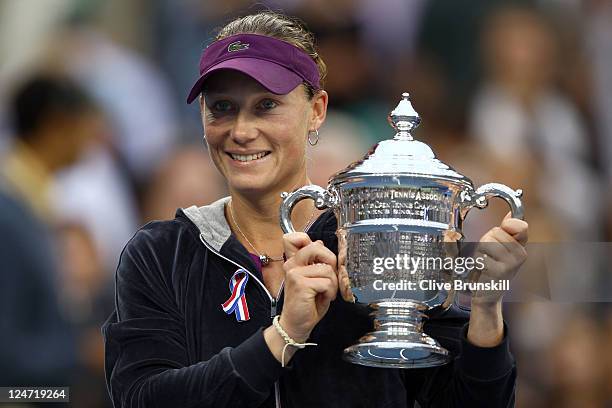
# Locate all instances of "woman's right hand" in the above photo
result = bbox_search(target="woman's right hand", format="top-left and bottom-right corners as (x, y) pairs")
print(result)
(279, 232), (338, 342)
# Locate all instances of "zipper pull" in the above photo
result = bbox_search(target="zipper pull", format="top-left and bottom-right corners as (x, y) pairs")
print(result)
(270, 298), (277, 318)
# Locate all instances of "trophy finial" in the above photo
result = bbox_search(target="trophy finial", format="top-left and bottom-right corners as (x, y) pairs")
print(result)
(388, 92), (421, 140)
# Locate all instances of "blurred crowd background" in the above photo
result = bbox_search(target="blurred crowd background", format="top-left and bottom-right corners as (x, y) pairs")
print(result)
(0, 0), (611, 407)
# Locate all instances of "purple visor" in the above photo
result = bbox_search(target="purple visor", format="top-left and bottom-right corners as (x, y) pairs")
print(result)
(186, 33), (321, 103)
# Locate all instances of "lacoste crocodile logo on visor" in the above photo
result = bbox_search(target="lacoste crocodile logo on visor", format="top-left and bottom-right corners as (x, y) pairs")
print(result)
(227, 41), (250, 52)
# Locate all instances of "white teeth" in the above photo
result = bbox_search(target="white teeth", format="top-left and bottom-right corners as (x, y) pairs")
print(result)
(230, 152), (268, 162)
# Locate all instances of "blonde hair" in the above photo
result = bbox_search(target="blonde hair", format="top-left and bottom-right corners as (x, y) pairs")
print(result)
(216, 11), (326, 98)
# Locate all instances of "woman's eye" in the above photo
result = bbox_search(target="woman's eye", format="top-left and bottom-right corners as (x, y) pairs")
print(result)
(213, 100), (233, 112)
(258, 99), (277, 110)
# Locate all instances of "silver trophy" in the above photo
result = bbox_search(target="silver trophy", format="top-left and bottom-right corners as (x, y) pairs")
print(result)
(280, 93), (524, 369)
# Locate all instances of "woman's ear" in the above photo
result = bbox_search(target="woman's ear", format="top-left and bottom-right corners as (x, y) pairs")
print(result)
(309, 90), (328, 131)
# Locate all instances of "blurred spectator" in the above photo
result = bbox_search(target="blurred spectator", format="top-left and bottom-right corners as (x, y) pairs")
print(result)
(470, 4), (603, 240)
(445, 141), (562, 242)
(603, 310), (612, 406)
(0, 73), (93, 387)
(355, 0), (425, 62)
(52, 143), (140, 274)
(41, 21), (174, 271)
(585, 0), (612, 185)
(1, 75), (95, 221)
(546, 310), (607, 407)
(510, 305), (609, 407)
(416, 0), (504, 129)
(47, 23), (180, 182)
(583, 0), (612, 240)
(306, 110), (370, 187)
(142, 144), (226, 222)
(0, 0), (72, 81)
(2, 3), (161, 273)
(309, 20), (387, 142)
(57, 222), (112, 408)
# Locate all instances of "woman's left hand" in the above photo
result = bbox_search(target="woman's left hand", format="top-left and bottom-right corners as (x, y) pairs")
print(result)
(466, 212), (528, 347)
(470, 212), (528, 305)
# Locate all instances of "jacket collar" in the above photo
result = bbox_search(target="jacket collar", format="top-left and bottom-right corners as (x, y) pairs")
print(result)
(182, 196), (231, 252)
(181, 196), (338, 253)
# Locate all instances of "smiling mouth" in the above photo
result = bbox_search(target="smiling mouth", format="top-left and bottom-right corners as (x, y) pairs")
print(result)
(228, 151), (271, 162)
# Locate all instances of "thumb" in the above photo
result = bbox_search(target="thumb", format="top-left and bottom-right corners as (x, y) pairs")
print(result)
(283, 232), (312, 259)
(501, 212), (529, 245)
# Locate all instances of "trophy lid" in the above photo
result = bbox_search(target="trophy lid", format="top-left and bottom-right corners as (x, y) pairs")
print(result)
(330, 93), (472, 187)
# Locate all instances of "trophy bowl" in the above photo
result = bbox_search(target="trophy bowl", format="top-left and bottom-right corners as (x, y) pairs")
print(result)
(280, 93), (524, 369)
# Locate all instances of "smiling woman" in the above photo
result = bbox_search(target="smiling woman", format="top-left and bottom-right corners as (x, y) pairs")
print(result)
(201, 70), (327, 199)
(102, 10), (522, 408)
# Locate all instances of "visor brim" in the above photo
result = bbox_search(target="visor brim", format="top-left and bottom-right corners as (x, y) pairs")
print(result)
(186, 58), (304, 103)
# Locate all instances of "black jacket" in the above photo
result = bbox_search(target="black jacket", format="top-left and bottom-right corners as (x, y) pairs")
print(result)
(102, 198), (516, 408)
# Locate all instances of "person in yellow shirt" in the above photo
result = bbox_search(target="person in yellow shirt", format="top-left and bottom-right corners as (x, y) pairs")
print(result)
(1, 74), (95, 221)
(0, 74), (95, 389)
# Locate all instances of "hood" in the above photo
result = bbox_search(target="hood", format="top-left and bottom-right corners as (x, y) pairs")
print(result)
(182, 196), (231, 252)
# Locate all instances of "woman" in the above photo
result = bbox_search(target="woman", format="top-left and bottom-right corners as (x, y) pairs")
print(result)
(102, 11), (528, 408)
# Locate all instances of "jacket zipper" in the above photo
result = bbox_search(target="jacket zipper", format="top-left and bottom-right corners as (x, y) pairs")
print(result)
(274, 382), (281, 408)
(270, 281), (285, 317)
(199, 233), (283, 407)
(272, 281), (284, 408)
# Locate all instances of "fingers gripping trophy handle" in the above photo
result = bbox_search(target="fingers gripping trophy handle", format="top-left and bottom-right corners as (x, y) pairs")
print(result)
(463, 183), (524, 220)
(280, 185), (336, 233)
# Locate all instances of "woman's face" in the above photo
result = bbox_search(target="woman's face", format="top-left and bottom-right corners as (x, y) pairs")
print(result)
(200, 70), (327, 196)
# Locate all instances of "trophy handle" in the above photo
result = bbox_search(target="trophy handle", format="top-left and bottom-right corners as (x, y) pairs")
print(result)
(280, 185), (336, 233)
(461, 183), (524, 220)
(454, 183), (524, 311)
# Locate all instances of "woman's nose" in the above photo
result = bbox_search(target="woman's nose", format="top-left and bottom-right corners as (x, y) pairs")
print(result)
(230, 112), (258, 144)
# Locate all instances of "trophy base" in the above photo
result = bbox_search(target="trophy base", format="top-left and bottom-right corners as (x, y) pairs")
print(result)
(343, 300), (450, 369)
